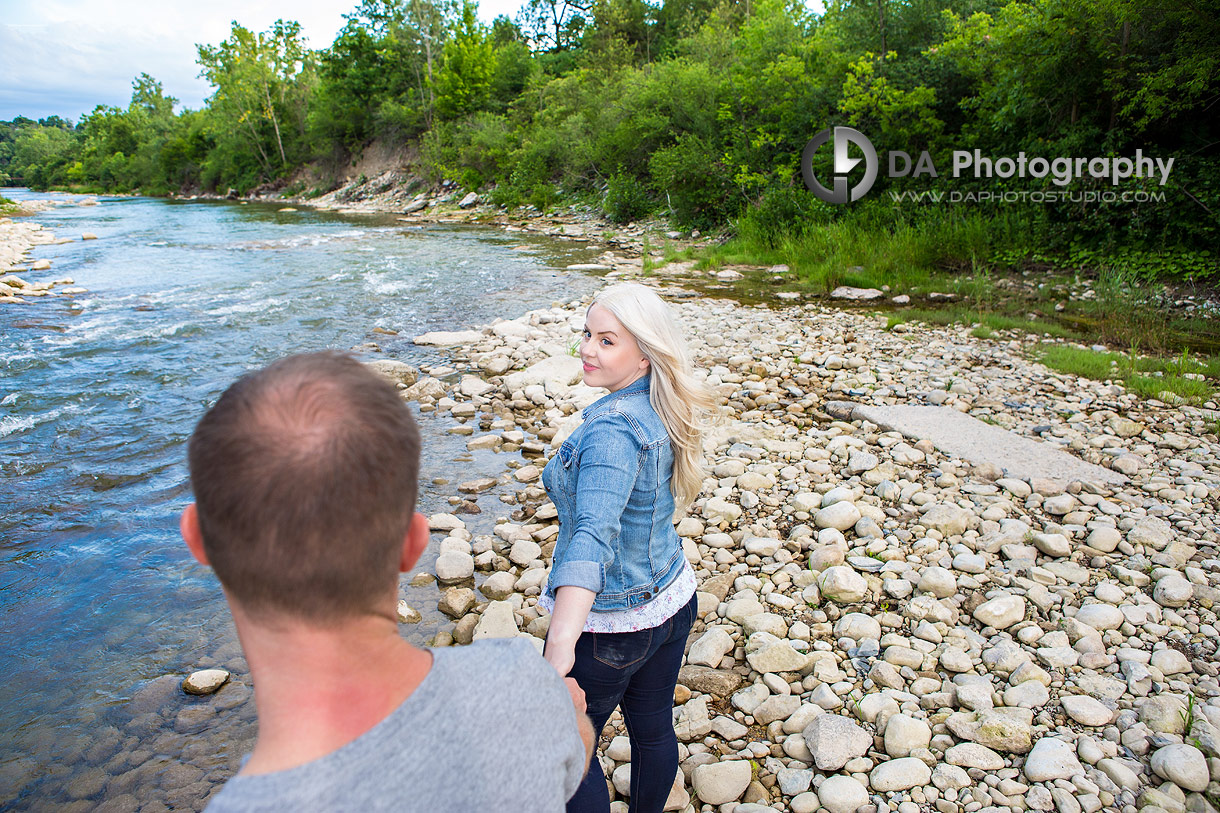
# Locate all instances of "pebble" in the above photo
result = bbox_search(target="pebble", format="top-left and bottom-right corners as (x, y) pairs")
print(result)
(1153, 575), (1193, 608)
(1060, 695), (1115, 726)
(472, 600), (518, 640)
(816, 775), (869, 813)
(818, 566), (868, 602)
(688, 628), (735, 668)
(884, 714), (932, 757)
(973, 595), (1026, 629)
(870, 756), (932, 791)
(1149, 743), (1209, 791)
(1022, 737), (1083, 781)
(790, 790), (820, 813)
(803, 714), (872, 771)
(396, 601), (422, 623)
(181, 669), (229, 696)
(815, 501), (862, 531)
(1073, 603), (1124, 630)
(945, 742), (1005, 770)
(434, 551), (474, 582)
(691, 759), (751, 805)
(917, 566), (958, 598)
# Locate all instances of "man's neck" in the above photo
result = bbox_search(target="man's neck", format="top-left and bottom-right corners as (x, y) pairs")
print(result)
(235, 611), (432, 775)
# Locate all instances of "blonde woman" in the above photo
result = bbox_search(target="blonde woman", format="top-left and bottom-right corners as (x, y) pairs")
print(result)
(541, 283), (717, 813)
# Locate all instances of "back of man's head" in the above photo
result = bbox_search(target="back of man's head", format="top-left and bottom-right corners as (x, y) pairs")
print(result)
(188, 351), (420, 623)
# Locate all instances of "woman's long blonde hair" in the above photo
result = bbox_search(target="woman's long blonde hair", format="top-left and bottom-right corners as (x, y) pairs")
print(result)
(592, 283), (717, 508)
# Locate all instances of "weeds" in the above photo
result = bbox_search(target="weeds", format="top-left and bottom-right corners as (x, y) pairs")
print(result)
(848, 693), (864, 718)
(1180, 693), (1197, 735)
(1036, 344), (1217, 403)
(679, 202), (1219, 359)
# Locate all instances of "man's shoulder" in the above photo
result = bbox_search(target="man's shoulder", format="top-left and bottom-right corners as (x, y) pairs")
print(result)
(429, 638), (564, 706)
(434, 636), (544, 675)
(206, 638), (578, 812)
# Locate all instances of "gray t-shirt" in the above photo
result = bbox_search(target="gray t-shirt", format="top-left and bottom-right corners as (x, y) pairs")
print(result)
(206, 638), (587, 812)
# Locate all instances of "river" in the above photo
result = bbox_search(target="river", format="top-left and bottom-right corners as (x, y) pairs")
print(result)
(0, 189), (603, 809)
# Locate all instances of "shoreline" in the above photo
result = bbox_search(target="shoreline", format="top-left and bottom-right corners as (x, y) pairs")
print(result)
(401, 288), (1220, 811)
(194, 184), (696, 261)
(0, 197), (98, 303)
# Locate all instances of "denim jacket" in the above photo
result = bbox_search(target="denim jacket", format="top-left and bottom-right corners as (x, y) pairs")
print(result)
(541, 374), (685, 612)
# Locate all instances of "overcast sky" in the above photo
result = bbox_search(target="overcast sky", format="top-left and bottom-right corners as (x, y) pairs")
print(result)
(0, 0), (528, 122)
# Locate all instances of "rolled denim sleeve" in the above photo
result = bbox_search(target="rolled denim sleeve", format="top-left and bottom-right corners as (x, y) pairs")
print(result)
(547, 413), (642, 595)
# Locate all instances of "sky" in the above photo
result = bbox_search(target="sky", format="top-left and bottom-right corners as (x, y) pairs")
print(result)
(0, 0), (528, 122)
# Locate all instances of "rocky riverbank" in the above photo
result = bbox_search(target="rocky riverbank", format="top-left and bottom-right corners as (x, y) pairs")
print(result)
(0, 197), (97, 304)
(384, 282), (1220, 813)
(226, 169), (711, 258)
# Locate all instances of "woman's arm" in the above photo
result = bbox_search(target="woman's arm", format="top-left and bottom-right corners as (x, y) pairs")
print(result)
(544, 414), (643, 675)
(544, 585), (596, 676)
(547, 415), (642, 597)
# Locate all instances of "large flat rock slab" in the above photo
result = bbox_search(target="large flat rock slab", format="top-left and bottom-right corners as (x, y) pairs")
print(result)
(826, 402), (1126, 486)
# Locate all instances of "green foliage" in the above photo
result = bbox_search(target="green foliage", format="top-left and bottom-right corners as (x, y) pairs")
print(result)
(2, 0), (1214, 284)
(712, 202), (1027, 292)
(1037, 344), (1216, 403)
(839, 53), (942, 150)
(432, 2), (496, 119)
(521, 0), (588, 52)
(602, 171), (651, 223)
(650, 132), (736, 230)
(735, 185), (834, 248)
(196, 20), (317, 184)
(11, 125), (76, 189)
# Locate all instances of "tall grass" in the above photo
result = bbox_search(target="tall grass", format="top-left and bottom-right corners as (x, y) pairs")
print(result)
(1036, 344), (1217, 402)
(703, 203), (1034, 293)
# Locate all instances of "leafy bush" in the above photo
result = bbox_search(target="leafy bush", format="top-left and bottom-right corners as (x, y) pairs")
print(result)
(735, 186), (836, 247)
(602, 172), (652, 223)
(650, 133), (737, 230)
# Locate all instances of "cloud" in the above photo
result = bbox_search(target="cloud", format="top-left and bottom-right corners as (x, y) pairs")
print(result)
(0, 1), (354, 121)
(0, 0), (535, 122)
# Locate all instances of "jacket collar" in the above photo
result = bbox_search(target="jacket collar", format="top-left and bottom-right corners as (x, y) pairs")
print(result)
(583, 373), (651, 419)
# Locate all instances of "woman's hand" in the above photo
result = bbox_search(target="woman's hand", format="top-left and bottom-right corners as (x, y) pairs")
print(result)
(543, 585), (596, 676)
(544, 640), (577, 677)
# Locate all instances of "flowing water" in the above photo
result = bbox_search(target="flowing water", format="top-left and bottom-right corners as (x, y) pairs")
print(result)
(0, 189), (603, 810)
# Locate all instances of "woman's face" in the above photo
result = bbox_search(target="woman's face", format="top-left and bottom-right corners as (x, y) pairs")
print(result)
(580, 303), (649, 392)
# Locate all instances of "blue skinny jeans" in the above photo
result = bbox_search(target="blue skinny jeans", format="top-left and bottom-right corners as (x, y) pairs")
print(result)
(565, 593), (697, 813)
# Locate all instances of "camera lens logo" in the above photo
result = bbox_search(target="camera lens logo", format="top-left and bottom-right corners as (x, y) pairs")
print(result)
(801, 126), (878, 204)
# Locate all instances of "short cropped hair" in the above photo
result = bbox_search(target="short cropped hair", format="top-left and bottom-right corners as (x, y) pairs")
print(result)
(187, 352), (421, 622)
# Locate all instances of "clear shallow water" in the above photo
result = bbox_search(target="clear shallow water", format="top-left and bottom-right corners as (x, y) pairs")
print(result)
(0, 190), (600, 809)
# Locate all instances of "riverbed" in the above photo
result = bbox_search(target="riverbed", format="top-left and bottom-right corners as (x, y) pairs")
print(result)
(0, 189), (604, 809)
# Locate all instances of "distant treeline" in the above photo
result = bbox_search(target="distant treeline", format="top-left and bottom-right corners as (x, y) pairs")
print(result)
(1, 0), (1216, 275)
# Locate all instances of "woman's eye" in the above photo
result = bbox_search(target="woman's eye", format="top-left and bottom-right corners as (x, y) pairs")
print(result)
(601, 338), (612, 346)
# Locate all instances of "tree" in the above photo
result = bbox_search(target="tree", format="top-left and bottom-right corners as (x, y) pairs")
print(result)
(336, 0), (459, 132)
(197, 20), (317, 178)
(431, 2), (496, 118)
(520, 0), (591, 51)
(582, 0), (658, 67)
(130, 73), (177, 118)
(11, 126), (76, 189)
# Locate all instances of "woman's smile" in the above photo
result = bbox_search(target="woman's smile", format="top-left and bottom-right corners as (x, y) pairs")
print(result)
(580, 303), (649, 392)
